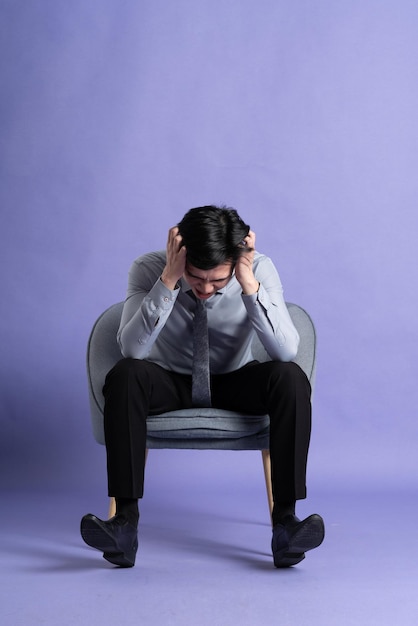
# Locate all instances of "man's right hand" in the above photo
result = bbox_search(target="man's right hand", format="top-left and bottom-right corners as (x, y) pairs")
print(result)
(161, 226), (187, 290)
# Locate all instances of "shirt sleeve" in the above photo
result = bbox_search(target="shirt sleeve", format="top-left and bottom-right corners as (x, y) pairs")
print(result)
(242, 255), (300, 362)
(117, 255), (180, 359)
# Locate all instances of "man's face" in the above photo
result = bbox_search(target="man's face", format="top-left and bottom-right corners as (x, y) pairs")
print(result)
(184, 262), (234, 300)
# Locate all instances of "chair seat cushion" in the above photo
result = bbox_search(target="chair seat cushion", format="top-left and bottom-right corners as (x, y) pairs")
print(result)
(147, 408), (270, 440)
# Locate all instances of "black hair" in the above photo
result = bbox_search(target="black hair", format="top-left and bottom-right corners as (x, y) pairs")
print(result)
(177, 205), (251, 269)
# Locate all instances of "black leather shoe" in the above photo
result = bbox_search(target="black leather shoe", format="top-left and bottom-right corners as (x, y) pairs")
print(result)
(80, 513), (138, 568)
(272, 513), (325, 568)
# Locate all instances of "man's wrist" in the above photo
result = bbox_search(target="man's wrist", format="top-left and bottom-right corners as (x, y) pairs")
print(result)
(241, 280), (260, 296)
(160, 274), (180, 290)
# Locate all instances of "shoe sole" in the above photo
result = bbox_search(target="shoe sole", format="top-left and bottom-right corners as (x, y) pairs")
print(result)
(80, 517), (137, 568)
(274, 514), (325, 568)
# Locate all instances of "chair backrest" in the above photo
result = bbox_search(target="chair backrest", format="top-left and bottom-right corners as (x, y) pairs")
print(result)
(86, 302), (316, 444)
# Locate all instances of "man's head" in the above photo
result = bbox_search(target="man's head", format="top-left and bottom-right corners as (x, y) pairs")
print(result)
(177, 205), (251, 270)
(177, 205), (252, 299)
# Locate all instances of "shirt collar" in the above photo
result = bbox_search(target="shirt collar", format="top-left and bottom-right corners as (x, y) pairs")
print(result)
(179, 274), (237, 309)
(180, 275), (237, 297)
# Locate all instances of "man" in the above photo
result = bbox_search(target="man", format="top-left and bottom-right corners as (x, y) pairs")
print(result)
(81, 205), (324, 568)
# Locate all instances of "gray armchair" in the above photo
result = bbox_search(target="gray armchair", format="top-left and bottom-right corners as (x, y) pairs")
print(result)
(86, 301), (316, 520)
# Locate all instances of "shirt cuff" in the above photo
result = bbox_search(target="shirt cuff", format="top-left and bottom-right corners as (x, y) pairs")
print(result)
(147, 276), (179, 309)
(242, 283), (270, 314)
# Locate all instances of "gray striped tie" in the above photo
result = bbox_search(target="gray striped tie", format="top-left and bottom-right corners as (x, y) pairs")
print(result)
(192, 300), (212, 407)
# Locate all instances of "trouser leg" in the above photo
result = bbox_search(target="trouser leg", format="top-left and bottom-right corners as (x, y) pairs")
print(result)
(103, 358), (191, 499)
(103, 357), (311, 513)
(211, 361), (312, 518)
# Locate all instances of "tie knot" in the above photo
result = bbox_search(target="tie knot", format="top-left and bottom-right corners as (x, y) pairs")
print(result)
(195, 299), (207, 316)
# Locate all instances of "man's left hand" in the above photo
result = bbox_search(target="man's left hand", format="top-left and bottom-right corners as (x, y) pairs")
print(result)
(235, 230), (259, 295)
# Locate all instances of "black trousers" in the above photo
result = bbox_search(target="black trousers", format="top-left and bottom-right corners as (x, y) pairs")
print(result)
(103, 358), (312, 511)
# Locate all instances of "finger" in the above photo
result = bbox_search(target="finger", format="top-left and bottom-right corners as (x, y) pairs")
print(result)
(247, 230), (256, 245)
(167, 226), (176, 245)
(174, 233), (184, 251)
(167, 228), (183, 252)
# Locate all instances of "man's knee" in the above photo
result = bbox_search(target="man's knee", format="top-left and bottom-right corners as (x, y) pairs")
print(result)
(107, 357), (137, 376)
(269, 361), (311, 395)
(107, 357), (154, 378)
(104, 358), (154, 394)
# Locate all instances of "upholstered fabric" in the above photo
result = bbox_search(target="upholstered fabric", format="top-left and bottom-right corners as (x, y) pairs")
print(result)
(86, 302), (316, 450)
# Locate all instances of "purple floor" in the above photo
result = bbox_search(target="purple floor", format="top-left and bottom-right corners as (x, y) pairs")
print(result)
(2, 450), (417, 625)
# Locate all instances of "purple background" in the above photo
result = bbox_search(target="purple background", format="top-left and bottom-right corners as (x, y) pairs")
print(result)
(1, 0), (417, 496)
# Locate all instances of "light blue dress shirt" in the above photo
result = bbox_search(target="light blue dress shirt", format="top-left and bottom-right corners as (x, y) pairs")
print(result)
(117, 250), (299, 375)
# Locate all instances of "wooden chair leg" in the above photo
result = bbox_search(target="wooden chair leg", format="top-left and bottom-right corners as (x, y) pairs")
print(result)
(261, 449), (273, 525)
(108, 449), (149, 519)
(108, 496), (116, 519)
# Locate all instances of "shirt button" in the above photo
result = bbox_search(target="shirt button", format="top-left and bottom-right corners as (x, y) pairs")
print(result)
(163, 297), (169, 302)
